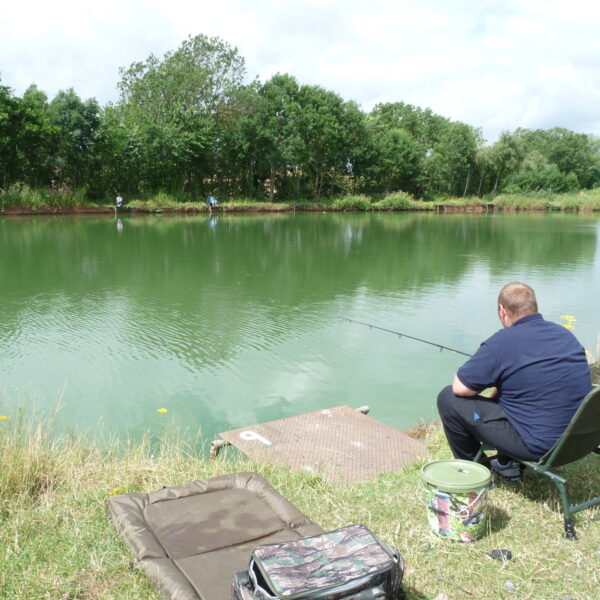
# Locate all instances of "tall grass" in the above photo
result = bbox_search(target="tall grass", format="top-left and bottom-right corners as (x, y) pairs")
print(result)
(0, 184), (88, 211)
(493, 189), (600, 211)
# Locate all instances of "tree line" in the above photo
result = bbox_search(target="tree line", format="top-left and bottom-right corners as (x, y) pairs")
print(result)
(2, 34), (600, 202)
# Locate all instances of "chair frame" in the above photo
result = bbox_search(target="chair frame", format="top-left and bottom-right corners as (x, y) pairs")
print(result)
(475, 385), (600, 540)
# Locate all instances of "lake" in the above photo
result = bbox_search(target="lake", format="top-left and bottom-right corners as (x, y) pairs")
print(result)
(1, 211), (599, 444)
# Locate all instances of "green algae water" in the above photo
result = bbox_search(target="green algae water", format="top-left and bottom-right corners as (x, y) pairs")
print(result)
(1, 212), (599, 443)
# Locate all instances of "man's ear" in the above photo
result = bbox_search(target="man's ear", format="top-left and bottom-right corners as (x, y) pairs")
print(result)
(498, 304), (507, 326)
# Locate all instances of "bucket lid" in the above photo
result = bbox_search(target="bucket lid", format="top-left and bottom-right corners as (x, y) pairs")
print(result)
(421, 459), (491, 492)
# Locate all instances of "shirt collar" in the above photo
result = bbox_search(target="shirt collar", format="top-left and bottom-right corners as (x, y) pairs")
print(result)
(512, 312), (542, 326)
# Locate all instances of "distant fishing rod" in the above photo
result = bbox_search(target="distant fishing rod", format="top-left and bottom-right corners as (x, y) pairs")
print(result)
(341, 317), (472, 357)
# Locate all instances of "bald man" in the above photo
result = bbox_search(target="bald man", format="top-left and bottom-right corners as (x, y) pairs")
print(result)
(437, 282), (592, 481)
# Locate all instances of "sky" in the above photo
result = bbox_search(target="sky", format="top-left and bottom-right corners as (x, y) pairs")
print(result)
(1, 0), (599, 143)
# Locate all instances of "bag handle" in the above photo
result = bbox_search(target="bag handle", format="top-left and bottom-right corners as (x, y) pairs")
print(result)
(248, 559), (278, 600)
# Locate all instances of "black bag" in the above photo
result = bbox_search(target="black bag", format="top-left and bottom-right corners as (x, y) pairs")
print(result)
(231, 524), (404, 600)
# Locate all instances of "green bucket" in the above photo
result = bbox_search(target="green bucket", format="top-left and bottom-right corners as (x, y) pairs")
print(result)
(420, 459), (492, 543)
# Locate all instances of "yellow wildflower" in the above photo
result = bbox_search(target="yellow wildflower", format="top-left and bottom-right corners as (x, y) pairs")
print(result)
(109, 486), (127, 496)
(0, 415), (7, 421)
(157, 408), (168, 414)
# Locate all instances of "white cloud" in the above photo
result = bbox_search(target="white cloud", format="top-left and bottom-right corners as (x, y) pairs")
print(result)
(1, 0), (599, 142)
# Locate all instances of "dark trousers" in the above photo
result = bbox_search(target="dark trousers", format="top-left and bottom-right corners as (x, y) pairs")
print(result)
(437, 385), (542, 462)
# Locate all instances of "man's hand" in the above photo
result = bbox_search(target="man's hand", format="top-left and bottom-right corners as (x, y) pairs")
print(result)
(452, 374), (479, 397)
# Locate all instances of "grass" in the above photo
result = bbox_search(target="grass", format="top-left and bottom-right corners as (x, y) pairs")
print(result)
(4, 187), (600, 215)
(492, 189), (600, 211)
(0, 407), (598, 600)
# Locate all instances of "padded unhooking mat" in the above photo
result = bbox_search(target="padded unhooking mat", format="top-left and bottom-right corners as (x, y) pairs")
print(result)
(108, 472), (324, 600)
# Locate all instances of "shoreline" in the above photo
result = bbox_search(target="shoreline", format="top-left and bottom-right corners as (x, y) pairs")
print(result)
(3, 202), (600, 216)
(3, 189), (600, 215)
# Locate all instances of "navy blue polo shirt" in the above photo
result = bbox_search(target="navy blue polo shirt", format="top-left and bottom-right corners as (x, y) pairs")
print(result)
(457, 313), (592, 455)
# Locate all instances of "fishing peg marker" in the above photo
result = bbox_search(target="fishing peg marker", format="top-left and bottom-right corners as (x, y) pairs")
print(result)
(239, 430), (272, 446)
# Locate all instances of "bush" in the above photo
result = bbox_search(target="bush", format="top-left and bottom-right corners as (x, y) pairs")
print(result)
(373, 191), (414, 210)
(332, 195), (372, 211)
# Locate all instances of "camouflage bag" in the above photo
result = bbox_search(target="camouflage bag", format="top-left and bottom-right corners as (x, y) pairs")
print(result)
(232, 524), (404, 600)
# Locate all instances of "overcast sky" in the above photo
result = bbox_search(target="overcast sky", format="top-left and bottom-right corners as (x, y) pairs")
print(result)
(1, 0), (599, 143)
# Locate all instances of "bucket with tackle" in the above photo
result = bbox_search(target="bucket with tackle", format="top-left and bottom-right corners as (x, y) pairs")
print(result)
(420, 459), (492, 543)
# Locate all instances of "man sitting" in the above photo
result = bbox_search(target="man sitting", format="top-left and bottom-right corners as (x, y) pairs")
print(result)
(437, 282), (592, 481)
(206, 195), (220, 208)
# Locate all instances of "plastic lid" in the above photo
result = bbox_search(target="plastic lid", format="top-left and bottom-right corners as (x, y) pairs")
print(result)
(420, 459), (491, 492)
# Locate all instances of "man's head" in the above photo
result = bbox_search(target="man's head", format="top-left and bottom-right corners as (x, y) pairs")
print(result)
(497, 282), (538, 327)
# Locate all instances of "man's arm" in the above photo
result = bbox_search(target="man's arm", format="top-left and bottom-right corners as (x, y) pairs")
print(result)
(452, 373), (479, 397)
(452, 374), (498, 398)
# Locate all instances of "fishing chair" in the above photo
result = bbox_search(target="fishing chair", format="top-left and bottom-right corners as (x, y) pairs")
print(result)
(475, 385), (600, 540)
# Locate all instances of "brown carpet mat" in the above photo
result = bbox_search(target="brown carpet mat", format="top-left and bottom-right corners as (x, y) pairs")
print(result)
(108, 472), (323, 600)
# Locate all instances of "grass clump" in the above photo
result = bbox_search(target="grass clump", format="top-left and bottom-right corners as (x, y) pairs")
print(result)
(332, 194), (373, 211)
(0, 408), (598, 599)
(373, 191), (415, 210)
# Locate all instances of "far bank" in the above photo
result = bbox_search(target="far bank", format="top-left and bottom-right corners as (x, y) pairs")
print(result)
(2, 189), (600, 216)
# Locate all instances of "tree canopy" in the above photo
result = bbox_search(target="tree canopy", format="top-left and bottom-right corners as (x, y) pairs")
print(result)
(1, 34), (599, 201)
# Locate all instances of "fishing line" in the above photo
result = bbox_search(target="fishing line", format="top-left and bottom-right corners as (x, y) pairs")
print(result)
(341, 317), (472, 357)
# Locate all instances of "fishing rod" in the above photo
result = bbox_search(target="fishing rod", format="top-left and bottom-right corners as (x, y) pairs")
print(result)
(341, 317), (472, 357)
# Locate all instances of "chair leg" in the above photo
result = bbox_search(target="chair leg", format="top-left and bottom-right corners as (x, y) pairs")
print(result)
(563, 517), (577, 541)
(474, 445), (495, 465)
(554, 478), (577, 541)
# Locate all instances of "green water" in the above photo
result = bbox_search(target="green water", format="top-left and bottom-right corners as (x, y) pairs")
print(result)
(1, 212), (599, 443)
